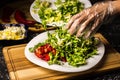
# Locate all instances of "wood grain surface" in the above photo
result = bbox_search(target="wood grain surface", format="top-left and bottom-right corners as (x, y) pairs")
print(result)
(2, 33), (120, 80)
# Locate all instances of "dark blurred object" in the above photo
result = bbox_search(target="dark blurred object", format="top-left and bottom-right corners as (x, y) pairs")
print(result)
(0, 0), (16, 8)
(1, 6), (15, 23)
(98, 14), (120, 53)
(90, 0), (104, 5)
(14, 9), (37, 26)
(90, 0), (120, 53)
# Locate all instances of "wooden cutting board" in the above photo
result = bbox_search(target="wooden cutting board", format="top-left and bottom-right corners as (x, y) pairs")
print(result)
(2, 33), (120, 80)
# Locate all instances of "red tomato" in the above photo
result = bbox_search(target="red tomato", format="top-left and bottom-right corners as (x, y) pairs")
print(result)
(34, 43), (56, 61)
(42, 54), (50, 61)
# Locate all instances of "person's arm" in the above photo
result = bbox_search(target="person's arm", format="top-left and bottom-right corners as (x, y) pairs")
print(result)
(65, 0), (120, 38)
(112, 0), (120, 14)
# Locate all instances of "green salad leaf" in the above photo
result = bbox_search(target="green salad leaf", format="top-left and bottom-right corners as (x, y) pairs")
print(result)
(33, 0), (84, 28)
(29, 27), (98, 67)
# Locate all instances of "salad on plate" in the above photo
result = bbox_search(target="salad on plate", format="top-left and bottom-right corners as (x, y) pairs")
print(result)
(30, 0), (90, 27)
(29, 27), (99, 67)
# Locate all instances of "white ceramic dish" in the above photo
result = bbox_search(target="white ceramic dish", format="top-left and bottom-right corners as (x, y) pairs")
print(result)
(24, 30), (105, 72)
(30, 0), (92, 26)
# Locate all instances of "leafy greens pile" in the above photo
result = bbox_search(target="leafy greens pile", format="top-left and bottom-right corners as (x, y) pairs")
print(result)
(33, 0), (84, 27)
(29, 27), (98, 67)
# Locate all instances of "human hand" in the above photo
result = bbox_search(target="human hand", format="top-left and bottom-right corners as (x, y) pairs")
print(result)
(65, 1), (114, 38)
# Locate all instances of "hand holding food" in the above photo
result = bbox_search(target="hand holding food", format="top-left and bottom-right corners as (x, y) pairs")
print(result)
(66, 1), (114, 38)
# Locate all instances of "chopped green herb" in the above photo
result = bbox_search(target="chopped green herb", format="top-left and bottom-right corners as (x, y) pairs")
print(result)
(29, 27), (98, 67)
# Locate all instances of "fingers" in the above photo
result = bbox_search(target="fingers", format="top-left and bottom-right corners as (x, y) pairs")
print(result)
(66, 9), (91, 35)
(76, 14), (94, 37)
(65, 12), (82, 30)
(68, 14), (86, 35)
(85, 18), (100, 38)
(64, 1), (113, 39)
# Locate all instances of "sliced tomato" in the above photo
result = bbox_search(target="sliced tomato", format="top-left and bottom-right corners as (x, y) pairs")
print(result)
(52, 48), (56, 55)
(34, 43), (56, 61)
(35, 52), (43, 58)
(42, 54), (50, 61)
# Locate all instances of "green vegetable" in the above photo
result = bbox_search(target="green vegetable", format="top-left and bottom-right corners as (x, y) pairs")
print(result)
(29, 27), (98, 67)
(33, 0), (84, 27)
(29, 42), (45, 52)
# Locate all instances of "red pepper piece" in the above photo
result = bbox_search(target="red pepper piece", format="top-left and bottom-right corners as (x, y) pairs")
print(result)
(51, 48), (56, 55)
(35, 47), (41, 54)
(1, 6), (15, 23)
(34, 44), (56, 61)
(61, 57), (67, 62)
(44, 44), (52, 52)
(42, 54), (50, 61)
(14, 9), (36, 26)
(35, 50), (50, 61)
(35, 52), (43, 58)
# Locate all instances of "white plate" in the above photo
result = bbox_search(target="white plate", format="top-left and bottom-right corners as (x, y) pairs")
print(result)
(30, 0), (92, 26)
(24, 30), (105, 72)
